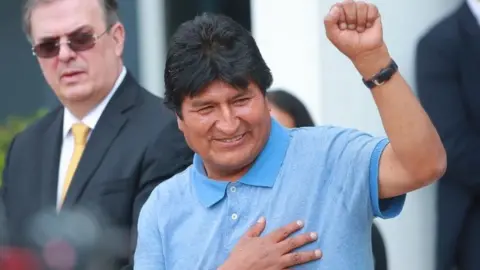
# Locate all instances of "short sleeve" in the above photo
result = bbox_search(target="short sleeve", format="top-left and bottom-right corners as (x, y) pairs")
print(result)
(324, 127), (406, 219)
(368, 138), (406, 219)
(134, 190), (165, 270)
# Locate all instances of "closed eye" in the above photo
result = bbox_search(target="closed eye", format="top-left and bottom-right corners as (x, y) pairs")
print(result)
(197, 106), (214, 114)
(233, 98), (250, 105)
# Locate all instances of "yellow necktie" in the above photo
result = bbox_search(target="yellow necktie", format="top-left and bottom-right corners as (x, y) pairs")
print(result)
(60, 123), (90, 205)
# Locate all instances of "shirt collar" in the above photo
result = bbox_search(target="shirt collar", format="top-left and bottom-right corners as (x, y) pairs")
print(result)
(191, 118), (291, 208)
(63, 66), (127, 137)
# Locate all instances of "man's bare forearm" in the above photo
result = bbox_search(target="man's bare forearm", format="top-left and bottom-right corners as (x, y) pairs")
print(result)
(353, 44), (446, 183)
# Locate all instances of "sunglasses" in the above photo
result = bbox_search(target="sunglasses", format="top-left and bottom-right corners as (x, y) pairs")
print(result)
(32, 27), (110, 59)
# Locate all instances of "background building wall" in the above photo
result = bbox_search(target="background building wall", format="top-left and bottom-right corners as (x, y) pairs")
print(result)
(251, 0), (462, 269)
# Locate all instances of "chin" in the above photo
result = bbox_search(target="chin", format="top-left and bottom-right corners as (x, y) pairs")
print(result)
(213, 152), (256, 172)
(61, 85), (94, 102)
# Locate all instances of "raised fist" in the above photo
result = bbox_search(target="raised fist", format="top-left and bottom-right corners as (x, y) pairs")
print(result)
(324, 0), (384, 62)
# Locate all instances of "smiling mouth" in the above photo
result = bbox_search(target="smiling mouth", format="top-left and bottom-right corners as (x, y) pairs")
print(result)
(216, 134), (245, 143)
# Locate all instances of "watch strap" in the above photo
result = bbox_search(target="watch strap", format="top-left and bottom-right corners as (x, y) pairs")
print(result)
(362, 59), (398, 89)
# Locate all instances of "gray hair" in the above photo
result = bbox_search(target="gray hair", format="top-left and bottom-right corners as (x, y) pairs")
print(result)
(22, 0), (120, 41)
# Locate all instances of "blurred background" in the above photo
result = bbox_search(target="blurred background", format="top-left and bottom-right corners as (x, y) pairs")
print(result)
(0, 0), (467, 269)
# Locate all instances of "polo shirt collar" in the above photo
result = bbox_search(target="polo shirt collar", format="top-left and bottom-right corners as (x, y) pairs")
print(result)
(191, 118), (291, 208)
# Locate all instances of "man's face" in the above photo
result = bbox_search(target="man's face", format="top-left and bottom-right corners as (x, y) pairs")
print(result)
(178, 81), (272, 179)
(30, 0), (124, 106)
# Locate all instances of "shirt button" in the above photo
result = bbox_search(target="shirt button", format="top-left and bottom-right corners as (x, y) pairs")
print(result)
(231, 213), (238, 220)
(230, 186), (236, 192)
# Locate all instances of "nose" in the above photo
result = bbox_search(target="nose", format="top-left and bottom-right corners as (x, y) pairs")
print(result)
(216, 106), (239, 135)
(57, 38), (76, 62)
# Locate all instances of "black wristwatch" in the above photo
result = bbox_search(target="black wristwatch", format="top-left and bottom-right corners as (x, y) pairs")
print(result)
(362, 59), (398, 89)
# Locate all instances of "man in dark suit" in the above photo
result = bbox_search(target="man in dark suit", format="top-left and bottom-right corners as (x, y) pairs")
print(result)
(0, 0), (193, 269)
(416, 1), (480, 269)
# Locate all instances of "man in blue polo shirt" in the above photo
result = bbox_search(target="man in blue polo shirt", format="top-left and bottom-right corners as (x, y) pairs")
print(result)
(134, 1), (447, 269)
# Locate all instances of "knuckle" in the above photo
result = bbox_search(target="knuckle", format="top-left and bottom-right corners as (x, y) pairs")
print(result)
(290, 253), (302, 264)
(287, 237), (298, 250)
(282, 228), (291, 238)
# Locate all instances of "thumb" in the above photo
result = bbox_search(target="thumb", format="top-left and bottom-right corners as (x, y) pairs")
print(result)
(244, 216), (266, 238)
(324, 6), (341, 34)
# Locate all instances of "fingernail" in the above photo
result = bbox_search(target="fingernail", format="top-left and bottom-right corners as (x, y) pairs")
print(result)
(340, 23), (347, 29)
(257, 216), (265, 223)
(348, 24), (356, 30)
(296, 220), (304, 227)
(367, 22), (372, 28)
(310, 232), (318, 240)
(315, 249), (322, 258)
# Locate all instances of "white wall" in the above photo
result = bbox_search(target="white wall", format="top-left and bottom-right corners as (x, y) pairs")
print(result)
(252, 0), (461, 269)
(137, 0), (165, 97)
(251, 0), (324, 125)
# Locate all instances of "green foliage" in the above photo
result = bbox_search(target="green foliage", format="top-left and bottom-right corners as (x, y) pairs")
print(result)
(0, 109), (48, 186)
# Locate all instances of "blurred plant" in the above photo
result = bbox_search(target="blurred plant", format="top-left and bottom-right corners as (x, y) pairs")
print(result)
(0, 109), (48, 186)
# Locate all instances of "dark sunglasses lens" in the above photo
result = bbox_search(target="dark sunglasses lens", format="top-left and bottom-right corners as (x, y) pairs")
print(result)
(34, 41), (59, 58)
(69, 32), (96, 52)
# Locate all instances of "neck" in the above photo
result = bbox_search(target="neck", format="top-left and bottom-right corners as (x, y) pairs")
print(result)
(64, 98), (104, 119)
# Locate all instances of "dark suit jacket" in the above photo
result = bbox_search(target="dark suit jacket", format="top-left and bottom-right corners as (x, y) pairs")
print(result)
(416, 3), (480, 269)
(0, 72), (194, 269)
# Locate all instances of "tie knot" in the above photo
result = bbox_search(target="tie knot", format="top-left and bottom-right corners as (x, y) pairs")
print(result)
(71, 123), (90, 145)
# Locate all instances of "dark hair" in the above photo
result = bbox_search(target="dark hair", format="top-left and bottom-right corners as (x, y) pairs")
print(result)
(267, 89), (315, 127)
(164, 13), (273, 116)
(22, 0), (120, 40)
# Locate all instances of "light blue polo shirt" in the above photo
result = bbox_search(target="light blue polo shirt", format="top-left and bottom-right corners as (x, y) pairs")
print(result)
(134, 118), (406, 270)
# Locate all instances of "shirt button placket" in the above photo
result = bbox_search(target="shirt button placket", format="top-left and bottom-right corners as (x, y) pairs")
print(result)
(225, 183), (242, 254)
(228, 184), (239, 223)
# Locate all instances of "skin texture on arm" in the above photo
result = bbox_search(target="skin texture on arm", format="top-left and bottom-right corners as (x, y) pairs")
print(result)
(324, 0), (446, 199)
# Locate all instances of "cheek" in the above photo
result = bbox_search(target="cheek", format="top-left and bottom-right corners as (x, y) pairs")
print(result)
(38, 59), (59, 83)
(76, 52), (105, 85)
(79, 52), (98, 72)
(236, 100), (269, 124)
(197, 114), (213, 125)
(182, 119), (213, 147)
(236, 102), (256, 115)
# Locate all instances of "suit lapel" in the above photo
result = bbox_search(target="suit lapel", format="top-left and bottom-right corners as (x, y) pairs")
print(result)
(40, 109), (63, 208)
(61, 73), (138, 207)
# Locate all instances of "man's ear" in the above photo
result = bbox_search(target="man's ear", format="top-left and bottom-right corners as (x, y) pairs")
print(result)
(176, 113), (184, 133)
(110, 22), (125, 57)
(266, 99), (272, 112)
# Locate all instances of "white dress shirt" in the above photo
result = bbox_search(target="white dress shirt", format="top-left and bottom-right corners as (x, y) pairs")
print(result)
(467, 0), (480, 25)
(57, 66), (127, 207)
